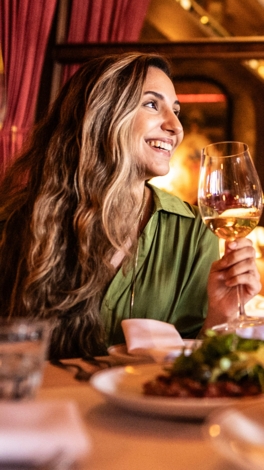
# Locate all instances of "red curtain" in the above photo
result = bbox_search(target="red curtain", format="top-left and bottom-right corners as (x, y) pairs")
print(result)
(0, 0), (151, 168)
(63, 0), (151, 83)
(0, 0), (57, 169)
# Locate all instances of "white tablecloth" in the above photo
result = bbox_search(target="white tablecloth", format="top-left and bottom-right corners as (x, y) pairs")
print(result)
(36, 362), (239, 470)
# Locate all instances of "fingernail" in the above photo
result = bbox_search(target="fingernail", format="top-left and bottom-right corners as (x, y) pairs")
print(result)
(228, 241), (237, 249)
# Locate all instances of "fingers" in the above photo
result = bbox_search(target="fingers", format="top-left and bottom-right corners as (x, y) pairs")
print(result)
(225, 237), (254, 258)
(225, 237), (253, 252)
(225, 269), (261, 293)
(216, 238), (256, 271)
(213, 237), (261, 295)
(224, 257), (259, 283)
(206, 238), (262, 328)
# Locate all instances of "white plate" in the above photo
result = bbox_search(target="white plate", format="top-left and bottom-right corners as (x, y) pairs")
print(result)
(205, 401), (264, 470)
(107, 344), (155, 364)
(90, 363), (263, 419)
(107, 340), (200, 365)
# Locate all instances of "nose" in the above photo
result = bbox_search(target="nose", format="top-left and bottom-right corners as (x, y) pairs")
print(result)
(161, 109), (183, 135)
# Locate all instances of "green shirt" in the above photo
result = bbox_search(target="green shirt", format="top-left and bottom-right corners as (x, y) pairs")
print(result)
(100, 184), (219, 347)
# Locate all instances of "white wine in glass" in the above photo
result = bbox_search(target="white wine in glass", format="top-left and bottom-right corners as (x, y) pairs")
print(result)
(198, 141), (264, 332)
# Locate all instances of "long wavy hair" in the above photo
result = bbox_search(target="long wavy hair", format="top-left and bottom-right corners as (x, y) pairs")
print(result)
(0, 52), (172, 358)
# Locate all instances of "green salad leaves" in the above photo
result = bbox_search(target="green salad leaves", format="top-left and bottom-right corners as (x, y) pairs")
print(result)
(168, 331), (264, 392)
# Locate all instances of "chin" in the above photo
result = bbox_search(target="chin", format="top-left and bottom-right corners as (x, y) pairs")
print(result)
(154, 167), (170, 178)
(144, 163), (171, 180)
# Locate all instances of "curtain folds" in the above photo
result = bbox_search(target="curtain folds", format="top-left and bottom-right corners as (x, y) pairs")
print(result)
(62, 0), (151, 83)
(0, 0), (151, 169)
(0, 0), (57, 170)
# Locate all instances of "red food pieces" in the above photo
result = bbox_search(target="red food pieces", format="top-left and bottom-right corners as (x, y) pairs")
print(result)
(143, 374), (261, 398)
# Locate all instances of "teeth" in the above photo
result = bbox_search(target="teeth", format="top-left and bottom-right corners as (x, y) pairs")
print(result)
(148, 140), (172, 151)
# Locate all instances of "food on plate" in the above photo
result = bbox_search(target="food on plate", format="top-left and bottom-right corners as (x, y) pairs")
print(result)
(143, 331), (264, 398)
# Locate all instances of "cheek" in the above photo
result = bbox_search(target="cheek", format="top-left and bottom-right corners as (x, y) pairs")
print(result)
(131, 113), (146, 138)
(128, 129), (144, 164)
(130, 117), (147, 157)
(131, 105), (155, 139)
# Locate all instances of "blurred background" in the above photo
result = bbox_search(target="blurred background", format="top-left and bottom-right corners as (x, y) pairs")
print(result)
(1, 0), (264, 210)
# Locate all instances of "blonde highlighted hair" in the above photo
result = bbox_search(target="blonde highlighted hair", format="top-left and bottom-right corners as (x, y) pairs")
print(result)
(0, 52), (172, 358)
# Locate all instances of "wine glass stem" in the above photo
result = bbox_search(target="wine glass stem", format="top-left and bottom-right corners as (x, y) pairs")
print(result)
(237, 284), (245, 317)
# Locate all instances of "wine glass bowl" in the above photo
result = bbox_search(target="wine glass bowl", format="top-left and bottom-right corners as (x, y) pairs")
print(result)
(198, 141), (264, 333)
(199, 141), (262, 242)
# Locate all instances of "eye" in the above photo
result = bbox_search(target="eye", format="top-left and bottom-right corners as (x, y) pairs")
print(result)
(144, 100), (158, 110)
(174, 109), (180, 117)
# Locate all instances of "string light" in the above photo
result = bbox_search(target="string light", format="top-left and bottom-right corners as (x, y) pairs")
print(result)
(178, 0), (192, 10)
(175, 1), (264, 82)
(200, 15), (209, 24)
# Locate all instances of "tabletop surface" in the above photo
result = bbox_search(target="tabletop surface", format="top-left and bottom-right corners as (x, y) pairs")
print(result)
(36, 359), (243, 470)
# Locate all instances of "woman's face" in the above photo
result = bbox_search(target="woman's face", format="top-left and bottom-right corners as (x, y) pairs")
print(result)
(132, 66), (183, 180)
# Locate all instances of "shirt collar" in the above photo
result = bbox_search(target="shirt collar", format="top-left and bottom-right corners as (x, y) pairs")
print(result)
(148, 183), (195, 219)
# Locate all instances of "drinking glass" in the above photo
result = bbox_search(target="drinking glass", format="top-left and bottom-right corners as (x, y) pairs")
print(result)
(198, 141), (264, 332)
(0, 318), (50, 400)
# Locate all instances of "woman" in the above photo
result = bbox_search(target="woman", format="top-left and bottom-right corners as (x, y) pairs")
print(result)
(0, 53), (260, 358)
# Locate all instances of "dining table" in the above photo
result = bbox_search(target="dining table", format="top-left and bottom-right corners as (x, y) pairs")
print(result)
(36, 356), (245, 470)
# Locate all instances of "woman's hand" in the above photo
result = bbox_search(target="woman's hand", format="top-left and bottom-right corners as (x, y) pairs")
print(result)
(202, 238), (261, 331)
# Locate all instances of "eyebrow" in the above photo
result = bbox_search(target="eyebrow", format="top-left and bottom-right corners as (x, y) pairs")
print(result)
(144, 90), (180, 107)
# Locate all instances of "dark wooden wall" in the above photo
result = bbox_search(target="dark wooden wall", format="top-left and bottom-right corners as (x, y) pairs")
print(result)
(41, 38), (264, 223)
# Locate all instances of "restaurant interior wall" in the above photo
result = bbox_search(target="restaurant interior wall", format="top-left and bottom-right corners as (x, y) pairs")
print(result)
(34, 0), (264, 224)
(2, 0), (264, 223)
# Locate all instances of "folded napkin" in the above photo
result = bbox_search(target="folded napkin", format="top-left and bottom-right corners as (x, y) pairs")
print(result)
(121, 319), (185, 361)
(246, 295), (264, 317)
(0, 400), (91, 465)
(236, 324), (264, 340)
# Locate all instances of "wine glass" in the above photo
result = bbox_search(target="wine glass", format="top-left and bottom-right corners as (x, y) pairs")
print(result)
(198, 140), (264, 332)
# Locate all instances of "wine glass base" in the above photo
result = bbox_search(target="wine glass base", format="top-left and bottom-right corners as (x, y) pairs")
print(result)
(211, 316), (264, 338)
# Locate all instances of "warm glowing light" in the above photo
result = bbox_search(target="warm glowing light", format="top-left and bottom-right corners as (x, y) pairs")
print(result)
(257, 65), (264, 78)
(247, 60), (264, 79)
(200, 15), (209, 24)
(179, 0), (192, 9)
(177, 94), (226, 103)
(209, 424), (221, 437)
(248, 59), (259, 70)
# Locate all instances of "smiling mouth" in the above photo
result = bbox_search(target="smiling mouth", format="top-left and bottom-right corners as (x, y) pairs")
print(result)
(146, 140), (173, 152)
